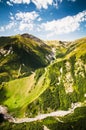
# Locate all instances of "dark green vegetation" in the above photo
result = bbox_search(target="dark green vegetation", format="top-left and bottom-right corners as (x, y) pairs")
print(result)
(0, 107), (86, 130)
(0, 34), (53, 82)
(0, 34), (86, 129)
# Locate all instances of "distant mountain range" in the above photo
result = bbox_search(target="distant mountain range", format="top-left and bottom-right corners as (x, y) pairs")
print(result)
(0, 34), (86, 130)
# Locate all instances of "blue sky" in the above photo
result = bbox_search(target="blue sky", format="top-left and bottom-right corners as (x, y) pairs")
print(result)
(0, 0), (86, 40)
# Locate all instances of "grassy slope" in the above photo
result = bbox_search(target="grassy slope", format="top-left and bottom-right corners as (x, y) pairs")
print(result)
(0, 67), (50, 117)
(0, 34), (53, 117)
(65, 37), (86, 59)
(45, 40), (67, 58)
(0, 37), (86, 130)
(25, 37), (86, 116)
(0, 37), (86, 120)
(0, 34), (53, 82)
(0, 106), (86, 130)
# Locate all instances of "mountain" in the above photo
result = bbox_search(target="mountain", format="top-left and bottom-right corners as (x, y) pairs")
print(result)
(0, 34), (54, 83)
(0, 35), (86, 130)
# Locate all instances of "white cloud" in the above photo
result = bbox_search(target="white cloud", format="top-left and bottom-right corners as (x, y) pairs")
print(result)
(10, 12), (15, 20)
(15, 11), (38, 22)
(7, 1), (13, 6)
(14, 11), (38, 31)
(15, 11), (38, 31)
(32, 0), (53, 9)
(10, 11), (38, 31)
(39, 10), (86, 37)
(8, 0), (62, 9)
(0, 11), (39, 33)
(19, 22), (33, 31)
(37, 17), (42, 21)
(10, 0), (30, 4)
(53, 0), (62, 8)
(0, 27), (5, 32)
(6, 0), (77, 8)
(0, 10), (86, 40)
(5, 22), (15, 30)
(10, 16), (14, 20)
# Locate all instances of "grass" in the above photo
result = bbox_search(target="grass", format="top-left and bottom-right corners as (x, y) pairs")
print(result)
(0, 36), (86, 130)
(0, 35), (86, 117)
(24, 41), (86, 115)
(0, 67), (51, 117)
(0, 107), (86, 130)
(65, 38), (86, 59)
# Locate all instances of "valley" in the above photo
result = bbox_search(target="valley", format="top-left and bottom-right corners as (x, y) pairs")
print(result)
(0, 34), (86, 130)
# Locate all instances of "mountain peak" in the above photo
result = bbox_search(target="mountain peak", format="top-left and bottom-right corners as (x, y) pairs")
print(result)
(21, 33), (43, 44)
(21, 33), (33, 38)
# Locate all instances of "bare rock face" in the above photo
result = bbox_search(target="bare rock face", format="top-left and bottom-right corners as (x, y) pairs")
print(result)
(21, 33), (44, 44)
(0, 105), (7, 123)
(0, 105), (7, 114)
(0, 105), (15, 122)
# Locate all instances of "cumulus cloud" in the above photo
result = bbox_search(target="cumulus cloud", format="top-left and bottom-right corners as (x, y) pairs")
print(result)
(8, 0), (53, 9)
(7, 0), (63, 9)
(10, 0), (30, 4)
(6, 0), (77, 8)
(37, 17), (42, 21)
(5, 22), (15, 30)
(0, 10), (86, 39)
(0, 11), (39, 33)
(32, 0), (53, 9)
(0, 27), (5, 32)
(15, 11), (38, 22)
(8, 11), (38, 32)
(19, 22), (34, 31)
(53, 0), (62, 8)
(6, 0), (30, 6)
(39, 10), (86, 37)
(14, 11), (39, 31)
(7, 1), (13, 6)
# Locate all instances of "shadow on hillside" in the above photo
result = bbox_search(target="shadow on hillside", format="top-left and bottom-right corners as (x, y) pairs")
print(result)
(0, 86), (8, 104)
(0, 114), (5, 123)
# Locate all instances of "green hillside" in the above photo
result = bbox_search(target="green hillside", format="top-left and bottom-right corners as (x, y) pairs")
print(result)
(0, 35), (86, 130)
(25, 37), (86, 116)
(45, 40), (67, 58)
(0, 34), (53, 83)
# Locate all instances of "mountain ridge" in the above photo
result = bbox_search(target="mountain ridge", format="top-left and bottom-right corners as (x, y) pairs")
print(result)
(0, 34), (86, 130)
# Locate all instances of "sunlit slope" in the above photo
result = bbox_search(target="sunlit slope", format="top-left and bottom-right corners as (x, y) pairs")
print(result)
(45, 40), (67, 58)
(0, 36), (86, 119)
(0, 34), (53, 83)
(65, 37), (86, 59)
(0, 68), (51, 117)
(25, 37), (86, 117)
